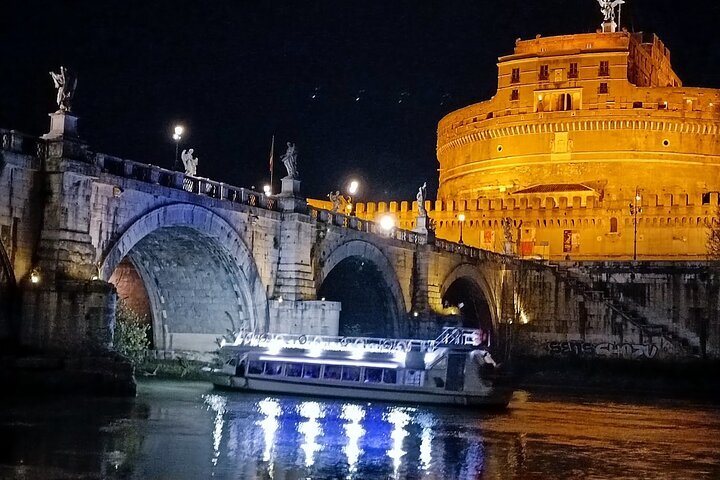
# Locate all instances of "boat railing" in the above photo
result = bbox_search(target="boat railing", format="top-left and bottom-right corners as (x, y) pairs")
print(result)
(221, 328), (484, 354)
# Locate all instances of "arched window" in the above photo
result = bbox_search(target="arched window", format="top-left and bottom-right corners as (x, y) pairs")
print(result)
(610, 217), (618, 233)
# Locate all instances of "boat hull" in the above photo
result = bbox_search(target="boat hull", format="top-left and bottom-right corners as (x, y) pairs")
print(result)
(213, 374), (513, 408)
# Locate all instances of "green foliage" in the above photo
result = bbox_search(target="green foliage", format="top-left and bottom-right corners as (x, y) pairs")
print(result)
(114, 300), (150, 367)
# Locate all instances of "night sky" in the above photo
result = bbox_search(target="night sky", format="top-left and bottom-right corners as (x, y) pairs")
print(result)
(2, 1), (719, 201)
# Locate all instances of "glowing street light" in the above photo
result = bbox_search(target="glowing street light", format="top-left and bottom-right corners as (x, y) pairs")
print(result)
(348, 180), (359, 196)
(345, 180), (360, 216)
(263, 184), (272, 196)
(379, 214), (395, 232)
(458, 213), (466, 245)
(172, 125), (184, 170)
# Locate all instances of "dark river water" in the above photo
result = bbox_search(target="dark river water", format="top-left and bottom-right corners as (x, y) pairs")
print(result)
(0, 380), (718, 479)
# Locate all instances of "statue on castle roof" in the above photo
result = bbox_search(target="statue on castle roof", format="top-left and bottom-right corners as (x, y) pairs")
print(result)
(281, 142), (299, 179)
(597, 0), (625, 24)
(49, 66), (77, 113)
(417, 182), (427, 217)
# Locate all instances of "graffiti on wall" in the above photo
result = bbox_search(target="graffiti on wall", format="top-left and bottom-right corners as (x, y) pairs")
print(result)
(545, 341), (659, 359)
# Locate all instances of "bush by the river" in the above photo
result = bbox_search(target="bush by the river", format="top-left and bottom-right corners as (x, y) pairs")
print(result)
(114, 301), (150, 367)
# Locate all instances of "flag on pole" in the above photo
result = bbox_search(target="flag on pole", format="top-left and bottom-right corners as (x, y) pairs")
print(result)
(269, 135), (275, 176)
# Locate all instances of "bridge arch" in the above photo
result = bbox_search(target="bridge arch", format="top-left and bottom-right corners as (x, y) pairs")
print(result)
(317, 239), (407, 337)
(440, 263), (499, 335)
(100, 204), (267, 352)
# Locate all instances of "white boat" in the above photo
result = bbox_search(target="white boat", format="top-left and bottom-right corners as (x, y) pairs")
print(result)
(212, 327), (513, 408)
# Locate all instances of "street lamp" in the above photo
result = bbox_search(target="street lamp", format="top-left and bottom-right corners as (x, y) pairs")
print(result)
(629, 187), (642, 261)
(263, 184), (272, 196)
(379, 214), (395, 233)
(346, 179), (360, 215)
(172, 125), (184, 170)
(458, 213), (466, 245)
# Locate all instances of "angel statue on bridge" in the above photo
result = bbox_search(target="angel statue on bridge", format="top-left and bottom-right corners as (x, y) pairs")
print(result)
(181, 148), (199, 177)
(49, 66), (77, 112)
(281, 142), (299, 179)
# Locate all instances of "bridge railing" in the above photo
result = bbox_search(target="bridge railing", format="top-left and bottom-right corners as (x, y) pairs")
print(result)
(0, 129), (41, 157)
(96, 154), (277, 210)
(435, 239), (485, 259)
(308, 206), (425, 245)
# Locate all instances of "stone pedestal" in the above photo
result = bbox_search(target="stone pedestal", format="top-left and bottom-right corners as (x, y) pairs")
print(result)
(278, 176), (307, 213)
(413, 215), (434, 244)
(43, 111), (79, 140)
(41, 111), (88, 161)
(601, 21), (617, 33)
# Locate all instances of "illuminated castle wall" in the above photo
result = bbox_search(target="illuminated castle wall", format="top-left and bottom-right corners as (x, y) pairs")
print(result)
(316, 29), (720, 260)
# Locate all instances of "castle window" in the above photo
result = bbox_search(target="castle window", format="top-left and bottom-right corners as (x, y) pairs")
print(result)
(539, 65), (549, 81)
(511, 68), (520, 83)
(510, 89), (519, 101)
(599, 61), (610, 76)
(569, 63), (579, 79)
(633, 101), (643, 108)
(702, 193), (711, 205)
(610, 217), (618, 233)
(599, 82), (609, 94)
(557, 93), (573, 111)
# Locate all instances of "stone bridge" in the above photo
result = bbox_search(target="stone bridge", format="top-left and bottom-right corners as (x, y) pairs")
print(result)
(0, 113), (718, 363)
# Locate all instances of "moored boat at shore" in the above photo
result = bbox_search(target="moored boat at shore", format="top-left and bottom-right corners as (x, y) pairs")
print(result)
(212, 327), (513, 408)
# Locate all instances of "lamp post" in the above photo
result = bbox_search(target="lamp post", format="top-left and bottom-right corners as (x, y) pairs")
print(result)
(629, 187), (642, 261)
(458, 213), (466, 245)
(346, 179), (359, 215)
(379, 214), (395, 234)
(172, 125), (184, 170)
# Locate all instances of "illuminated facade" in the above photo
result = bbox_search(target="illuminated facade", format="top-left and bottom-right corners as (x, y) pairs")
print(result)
(329, 26), (720, 260)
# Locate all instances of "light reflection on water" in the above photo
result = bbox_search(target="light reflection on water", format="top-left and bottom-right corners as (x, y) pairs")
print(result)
(202, 393), (450, 478)
(2, 381), (720, 479)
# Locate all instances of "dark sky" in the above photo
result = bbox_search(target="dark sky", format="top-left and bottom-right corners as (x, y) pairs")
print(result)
(2, 0), (719, 200)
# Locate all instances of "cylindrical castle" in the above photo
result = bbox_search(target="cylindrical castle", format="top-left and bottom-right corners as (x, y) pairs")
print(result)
(433, 29), (720, 259)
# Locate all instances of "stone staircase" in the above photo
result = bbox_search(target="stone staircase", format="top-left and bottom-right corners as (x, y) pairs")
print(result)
(552, 264), (699, 356)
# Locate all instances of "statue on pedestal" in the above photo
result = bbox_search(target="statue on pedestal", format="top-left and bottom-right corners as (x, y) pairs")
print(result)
(281, 142), (299, 179)
(416, 182), (427, 217)
(181, 148), (199, 177)
(49, 66), (77, 112)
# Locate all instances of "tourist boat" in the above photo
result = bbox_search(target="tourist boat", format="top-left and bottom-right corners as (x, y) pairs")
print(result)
(212, 327), (514, 408)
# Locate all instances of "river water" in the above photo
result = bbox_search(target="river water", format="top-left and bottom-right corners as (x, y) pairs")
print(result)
(1, 380), (718, 479)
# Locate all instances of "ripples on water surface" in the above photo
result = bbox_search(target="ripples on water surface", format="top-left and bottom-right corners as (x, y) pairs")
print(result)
(0, 380), (718, 479)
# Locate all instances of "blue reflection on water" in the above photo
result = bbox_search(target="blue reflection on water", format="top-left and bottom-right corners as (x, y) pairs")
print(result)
(202, 393), (485, 479)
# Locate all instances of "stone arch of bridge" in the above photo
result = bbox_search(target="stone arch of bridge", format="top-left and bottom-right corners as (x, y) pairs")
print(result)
(316, 239), (407, 338)
(100, 204), (267, 352)
(440, 263), (499, 335)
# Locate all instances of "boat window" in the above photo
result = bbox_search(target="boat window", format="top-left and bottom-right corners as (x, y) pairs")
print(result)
(302, 364), (320, 379)
(264, 361), (283, 376)
(382, 369), (397, 384)
(248, 361), (264, 375)
(286, 363), (303, 377)
(323, 365), (342, 380)
(364, 367), (383, 383)
(404, 370), (424, 386)
(341, 366), (361, 382)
